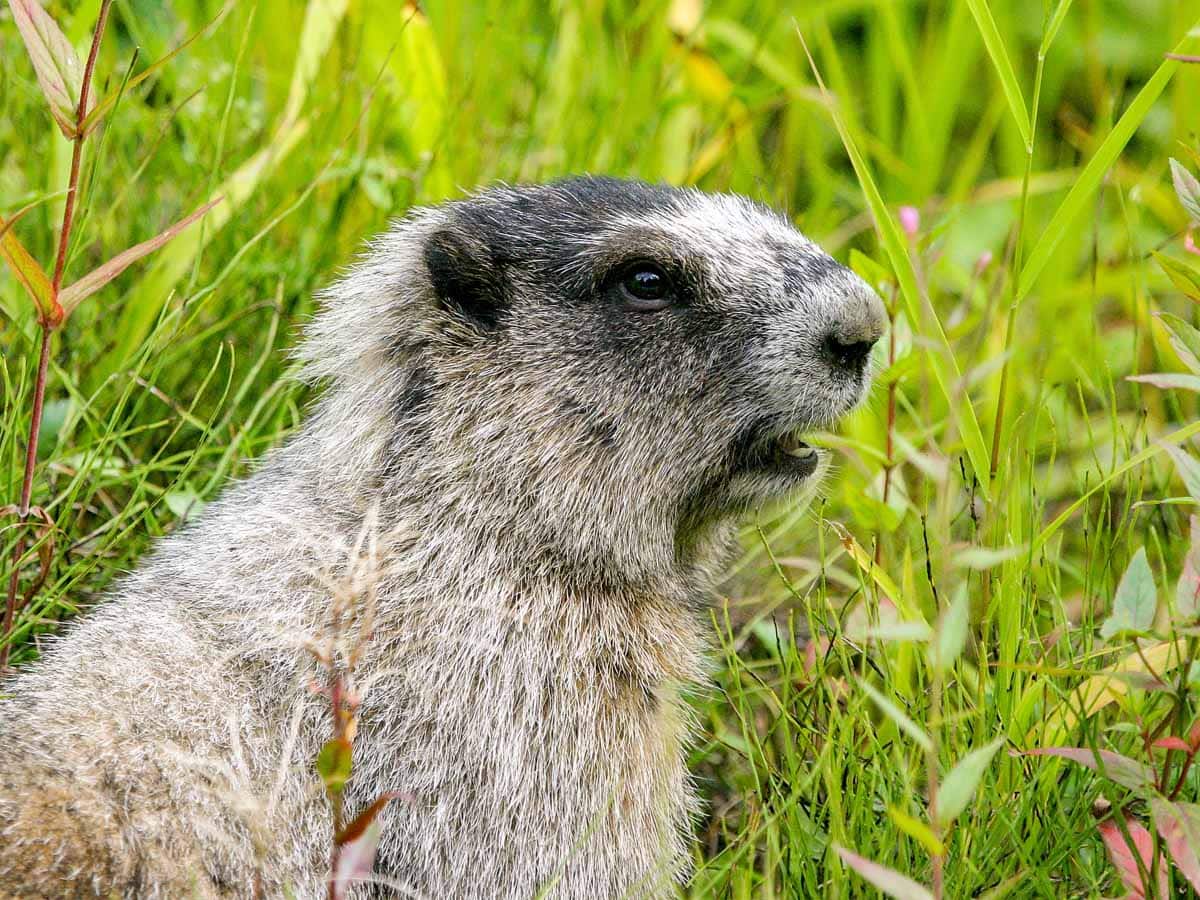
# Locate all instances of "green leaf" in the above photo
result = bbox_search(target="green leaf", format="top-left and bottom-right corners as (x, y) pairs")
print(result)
(1100, 547), (1157, 639)
(952, 544), (1028, 570)
(798, 28), (992, 499)
(936, 738), (1004, 827)
(887, 806), (945, 855)
(7, 0), (91, 137)
(933, 583), (970, 672)
(1154, 251), (1200, 303)
(1165, 445), (1200, 504)
(857, 679), (932, 752)
(317, 737), (353, 795)
(0, 213), (58, 325)
(835, 846), (933, 900)
(1171, 158), (1200, 224)
(1157, 312), (1200, 372)
(1017, 26), (1198, 303)
(1128, 373), (1200, 393)
(95, 116), (310, 384)
(964, 0), (1031, 149)
(1022, 746), (1156, 791)
(1177, 516), (1200, 621)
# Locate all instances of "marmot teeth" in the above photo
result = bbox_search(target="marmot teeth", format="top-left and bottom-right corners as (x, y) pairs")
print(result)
(777, 430), (814, 456)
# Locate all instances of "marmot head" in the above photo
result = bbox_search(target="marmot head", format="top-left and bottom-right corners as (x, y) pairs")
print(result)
(304, 177), (885, 587)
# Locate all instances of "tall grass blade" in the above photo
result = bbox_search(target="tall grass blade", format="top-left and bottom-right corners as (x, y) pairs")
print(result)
(964, 0), (1031, 149)
(1016, 24), (1199, 303)
(284, 0), (351, 127)
(798, 28), (993, 499)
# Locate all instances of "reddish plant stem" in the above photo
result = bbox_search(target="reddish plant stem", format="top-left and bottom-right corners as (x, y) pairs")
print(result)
(51, 0), (110, 295)
(0, 331), (53, 672)
(2, 1), (112, 673)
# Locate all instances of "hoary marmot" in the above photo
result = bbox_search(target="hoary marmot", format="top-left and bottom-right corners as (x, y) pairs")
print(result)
(0, 177), (885, 898)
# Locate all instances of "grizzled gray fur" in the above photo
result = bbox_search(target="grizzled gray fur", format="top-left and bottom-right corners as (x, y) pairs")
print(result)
(0, 177), (884, 898)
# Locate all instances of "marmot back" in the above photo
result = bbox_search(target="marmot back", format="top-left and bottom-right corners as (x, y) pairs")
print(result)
(0, 177), (885, 898)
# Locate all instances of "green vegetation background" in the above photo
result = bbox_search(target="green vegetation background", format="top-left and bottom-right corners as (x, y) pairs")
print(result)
(2, 1), (1200, 896)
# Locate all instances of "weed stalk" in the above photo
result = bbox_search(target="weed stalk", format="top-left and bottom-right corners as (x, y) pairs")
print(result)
(2, 0), (112, 673)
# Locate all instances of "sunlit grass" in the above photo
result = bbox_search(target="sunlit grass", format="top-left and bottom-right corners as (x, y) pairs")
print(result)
(3, 1), (1200, 896)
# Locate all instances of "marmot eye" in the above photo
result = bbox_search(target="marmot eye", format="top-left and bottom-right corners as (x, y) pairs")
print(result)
(618, 263), (673, 311)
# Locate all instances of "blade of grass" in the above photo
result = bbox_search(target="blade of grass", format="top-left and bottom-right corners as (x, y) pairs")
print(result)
(797, 25), (993, 499)
(964, 0), (1031, 149)
(1016, 23), (1199, 303)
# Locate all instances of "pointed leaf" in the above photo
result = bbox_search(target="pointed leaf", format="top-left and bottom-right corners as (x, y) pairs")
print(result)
(335, 792), (400, 846)
(1129, 372), (1200, 392)
(936, 738), (1004, 827)
(1166, 445), (1200, 505)
(1172, 158), (1200, 224)
(7, 0), (90, 137)
(1021, 747), (1156, 791)
(952, 544), (1028, 570)
(1017, 30), (1198, 303)
(932, 583), (970, 672)
(1154, 251), (1200, 303)
(1098, 816), (1169, 899)
(1151, 798), (1200, 893)
(0, 214), (58, 324)
(1100, 547), (1157, 640)
(857, 679), (933, 752)
(887, 806), (945, 855)
(1157, 312), (1200, 372)
(57, 199), (219, 315)
(835, 847), (933, 900)
(1151, 736), (1191, 753)
(1178, 516), (1200, 620)
(964, 0), (1031, 149)
(1041, 0), (1076, 54)
(332, 820), (381, 900)
(316, 737), (353, 795)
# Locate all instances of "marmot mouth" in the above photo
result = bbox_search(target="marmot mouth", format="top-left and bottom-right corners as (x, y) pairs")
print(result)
(731, 424), (821, 480)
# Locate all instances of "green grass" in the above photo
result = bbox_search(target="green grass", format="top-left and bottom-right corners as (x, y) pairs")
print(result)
(3, 1), (1200, 896)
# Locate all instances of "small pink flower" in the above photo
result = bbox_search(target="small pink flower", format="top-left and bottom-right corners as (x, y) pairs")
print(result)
(898, 205), (920, 239)
(974, 249), (994, 275)
(1186, 230), (1200, 256)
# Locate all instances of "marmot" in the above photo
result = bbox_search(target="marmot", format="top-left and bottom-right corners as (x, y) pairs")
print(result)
(0, 177), (884, 898)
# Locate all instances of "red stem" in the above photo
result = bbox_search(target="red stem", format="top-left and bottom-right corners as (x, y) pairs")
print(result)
(2, 0), (111, 673)
(51, 0), (110, 295)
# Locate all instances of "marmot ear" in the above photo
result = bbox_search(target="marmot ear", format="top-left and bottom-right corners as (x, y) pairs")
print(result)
(423, 227), (508, 330)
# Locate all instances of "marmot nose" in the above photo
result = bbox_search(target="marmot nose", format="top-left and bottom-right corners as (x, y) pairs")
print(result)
(821, 277), (887, 373)
(823, 333), (877, 370)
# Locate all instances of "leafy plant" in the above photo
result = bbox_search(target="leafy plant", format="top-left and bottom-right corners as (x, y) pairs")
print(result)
(1, 0), (216, 671)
